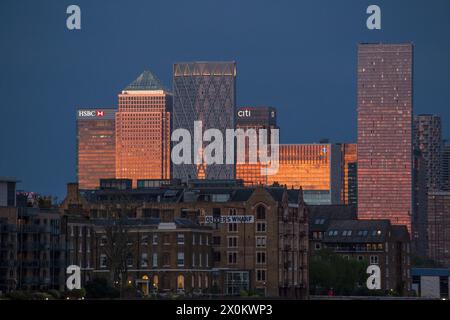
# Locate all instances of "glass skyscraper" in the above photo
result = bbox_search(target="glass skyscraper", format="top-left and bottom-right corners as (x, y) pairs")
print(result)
(236, 106), (278, 186)
(115, 71), (172, 186)
(172, 62), (236, 180)
(357, 43), (413, 234)
(76, 108), (116, 189)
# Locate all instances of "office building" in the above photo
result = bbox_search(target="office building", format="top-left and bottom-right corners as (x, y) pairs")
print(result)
(236, 106), (278, 186)
(116, 70), (172, 187)
(413, 114), (442, 191)
(340, 144), (357, 206)
(357, 43), (413, 233)
(267, 144), (342, 205)
(0, 177), (17, 207)
(76, 108), (116, 190)
(172, 62), (236, 180)
(427, 191), (450, 267)
(443, 144), (450, 191)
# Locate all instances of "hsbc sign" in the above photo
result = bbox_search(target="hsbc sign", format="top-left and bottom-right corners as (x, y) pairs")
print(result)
(78, 110), (105, 117)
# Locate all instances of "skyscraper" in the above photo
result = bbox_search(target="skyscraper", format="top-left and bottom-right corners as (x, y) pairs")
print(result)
(173, 62), (236, 180)
(236, 106), (278, 186)
(413, 114), (442, 191)
(76, 108), (116, 189)
(115, 71), (172, 186)
(442, 143), (450, 191)
(340, 143), (357, 206)
(357, 43), (413, 234)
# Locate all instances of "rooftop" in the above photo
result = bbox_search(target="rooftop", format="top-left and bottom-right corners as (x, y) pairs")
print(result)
(123, 70), (168, 91)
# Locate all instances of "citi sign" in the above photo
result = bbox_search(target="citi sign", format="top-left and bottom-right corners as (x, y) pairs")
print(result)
(78, 110), (105, 117)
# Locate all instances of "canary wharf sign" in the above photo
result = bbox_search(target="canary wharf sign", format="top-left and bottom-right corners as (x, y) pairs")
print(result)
(204, 215), (254, 224)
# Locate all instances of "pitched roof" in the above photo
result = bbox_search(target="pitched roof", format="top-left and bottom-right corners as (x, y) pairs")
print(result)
(124, 70), (167, 91)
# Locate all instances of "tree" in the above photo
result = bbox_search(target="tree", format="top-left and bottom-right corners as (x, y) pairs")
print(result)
(98, 194), (138, 298)
(85, 277), (120, 299)
(309, 249), (368, 296)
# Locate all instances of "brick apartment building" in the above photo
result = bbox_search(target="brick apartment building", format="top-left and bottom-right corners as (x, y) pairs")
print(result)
(59, 179), (309, 298)
(309, 205), (411, 294)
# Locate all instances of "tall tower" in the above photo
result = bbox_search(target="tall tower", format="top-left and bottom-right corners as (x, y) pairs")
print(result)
(236, 106), (278, 186)
(76, 108), (116, 189)
(173, 62), (236, 180)
(357, 43), (413, 234)
(115, 70), (172, 186)
(413, 114), (442, 191)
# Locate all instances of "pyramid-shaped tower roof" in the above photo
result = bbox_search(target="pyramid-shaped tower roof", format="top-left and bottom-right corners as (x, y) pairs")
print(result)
(124, 70), (168, 91)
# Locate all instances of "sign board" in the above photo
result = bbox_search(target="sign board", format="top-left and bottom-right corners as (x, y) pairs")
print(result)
(204, 215), (254, 224)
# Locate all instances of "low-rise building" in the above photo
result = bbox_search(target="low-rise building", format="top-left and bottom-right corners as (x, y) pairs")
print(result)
(309, 205), (411, 295)
(60, 180), (309, 298)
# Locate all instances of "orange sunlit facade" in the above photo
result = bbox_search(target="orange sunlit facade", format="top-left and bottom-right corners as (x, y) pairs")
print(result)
(76, 108), (116, 189)
(115, 71), (172, 187)
(267, 144), (342, 205)
(235, 106), (277, 186)
(357, 43), (413, 234)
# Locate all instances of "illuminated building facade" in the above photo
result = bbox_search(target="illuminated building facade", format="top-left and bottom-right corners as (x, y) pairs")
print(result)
(115, 71), (172, 187)
(267, 144), (342, 205)
(413, 114), (442, 191)
(173, 62), (236, 180)
(443, 144), (450, 191)
(340, 143), (357, 205)
(357, 43), (413, 234)
(427, 191), (450, 267)
(236, 106), (278, 186)
(76, 108), (116, 189)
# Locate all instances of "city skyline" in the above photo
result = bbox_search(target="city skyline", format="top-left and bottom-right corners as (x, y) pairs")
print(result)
(1, 0), (450, 199)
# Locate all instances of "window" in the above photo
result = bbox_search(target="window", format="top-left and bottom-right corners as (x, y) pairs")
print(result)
(256, 222), (266, 233)
(199, 253), (203, 267)
(213, 251), (221, 262)
(177, 252), (185, 267)
(100, 254), (107, 268)
(213, 208), (221, 217)
(213, 236), (221, 245)
(256, 236), (266, 248)
(256, 252), (266, 264)
(228, 222), (238, 232)
(228, 236), (238, 248)
(141, 235), (148, 246)
(126, 254), (133, 267)
(256, 205), (266, 220)
(199, 235), (203, 245)
(152, 234), (158, 245)
(228, 252), (237, 264)
(205, 253), (209, 267)
(370, 255), (379, 265)
(314, 243), (322, 250)
(163, 253), (170, 266)
(256, 269), (266, 282)
(357, 255), (364, 262)
(152, 253), (158, 267)
(192, 253), (196, 267)
(177, 234), (185, 245)
(141, 253), (148, 267)
(163, 235), (170, 244)
(100, 235), (107, 246)
(177, 275), (185, 291)
(192, 234), (196, 245)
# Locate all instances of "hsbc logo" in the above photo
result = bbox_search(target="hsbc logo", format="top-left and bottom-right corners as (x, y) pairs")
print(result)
(78, 110), (105, 117)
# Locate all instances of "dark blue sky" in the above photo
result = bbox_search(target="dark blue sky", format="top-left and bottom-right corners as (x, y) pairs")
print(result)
(1, 0), (449, 199)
